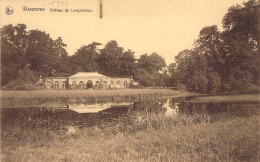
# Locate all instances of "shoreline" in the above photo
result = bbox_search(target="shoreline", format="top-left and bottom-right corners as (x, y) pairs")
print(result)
(0, 89), (196, 105)
(192, 94), (260, 103)
(1, 89), (259, 105)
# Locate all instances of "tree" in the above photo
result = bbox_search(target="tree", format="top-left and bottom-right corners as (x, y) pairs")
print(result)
(224, 67), (256, 93)
(2, 65), (41, 90)
(168, 63), (182, 87)
(54, 36), (68, 58)
(25, 30), (60, 77)
(138, 53), (166, 74)
(118, 49), (137, 76)
(195, 26), (225, 74)
(1, 24), (28, 86)
(68, 42), (101, 74)
(174, 49), (194, 86)
(174, 48), (221, 93)
(134, 69), (155, 87)
(96, 40), (136, 77)
(1, 23), (70, 86)
(222, 0), (260, 88)
(173, 0), (259, 94)
(134, 52), (166, 87)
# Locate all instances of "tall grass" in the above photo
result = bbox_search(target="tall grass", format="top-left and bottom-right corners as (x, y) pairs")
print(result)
(1, 111), (259, 161)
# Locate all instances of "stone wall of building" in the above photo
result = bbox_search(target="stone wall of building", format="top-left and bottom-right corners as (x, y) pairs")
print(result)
(44, 77), (68, 90)
(110, 78), (131, 89)
(44, 73), (132, 90)
(68, 77), (110, 89)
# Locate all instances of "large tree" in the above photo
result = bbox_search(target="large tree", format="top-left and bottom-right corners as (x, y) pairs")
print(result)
(173, 0), (259, 94)
(25, 30), (61, 76)
(138, 52), (166, 74)
(222, 0), (260, 91)
(96, 40), (136, 77)
(68, 42), (101, 74)
(1, 24), (28, 86)
(134, 52), (166, 87)
(194, 26), (225, 75)
(1, 24), (69, 86)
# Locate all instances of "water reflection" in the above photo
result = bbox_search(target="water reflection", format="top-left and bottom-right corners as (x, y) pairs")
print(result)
(1, 99), (259, 132)
(163, 100), (179, 117)
(69, 102), (132, 113)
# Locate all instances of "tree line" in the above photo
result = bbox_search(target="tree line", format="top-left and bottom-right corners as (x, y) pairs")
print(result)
(1, 25), (167, 88)
(1, 0), (259, 93)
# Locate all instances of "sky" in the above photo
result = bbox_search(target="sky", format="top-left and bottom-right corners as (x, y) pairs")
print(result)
(1, 0), (246, 64)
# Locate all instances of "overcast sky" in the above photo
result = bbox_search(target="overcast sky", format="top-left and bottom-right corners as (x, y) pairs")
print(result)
(1, 0), (246, 64)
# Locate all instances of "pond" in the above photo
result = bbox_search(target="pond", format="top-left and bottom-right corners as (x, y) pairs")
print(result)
(1, 98), (259, 134)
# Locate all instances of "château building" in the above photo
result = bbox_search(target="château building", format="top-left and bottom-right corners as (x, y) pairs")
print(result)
(44, 72), (131, 89)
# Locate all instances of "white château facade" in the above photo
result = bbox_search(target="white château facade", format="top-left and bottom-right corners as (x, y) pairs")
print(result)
(44, 72), (131, 89)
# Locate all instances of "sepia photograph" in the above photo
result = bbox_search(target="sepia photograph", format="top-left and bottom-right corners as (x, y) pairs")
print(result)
(1, 0), (259, 161)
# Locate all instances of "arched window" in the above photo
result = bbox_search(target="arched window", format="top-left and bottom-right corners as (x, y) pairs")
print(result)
(72, 81), (76, 89)
(55, 81), (59, 89)
(124, 81), (129, 88)
(87, 80), (93, 88)
(96, 81), (100, 84)
(47, 81), (52, 89)
(110, 80), (114, 88)
(116, 80), (120, 85)
(62, 81), (66, 89)
(103, 81), (107, 84)
(79, 81), (84, 89)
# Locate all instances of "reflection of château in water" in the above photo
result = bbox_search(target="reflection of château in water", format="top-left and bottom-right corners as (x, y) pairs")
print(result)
(1, 102), (134, 129)
(2, 100), (259, 131)
(37, 102), (133, 113)
(69, 102), (133, 113)
(44, 72), (135, 90)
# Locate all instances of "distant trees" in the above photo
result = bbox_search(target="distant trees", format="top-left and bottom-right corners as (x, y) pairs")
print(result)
(172, 0), (259, 94)
(0, 25), (165, 88)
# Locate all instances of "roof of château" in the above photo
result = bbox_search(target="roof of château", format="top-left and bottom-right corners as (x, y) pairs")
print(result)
(69, 72), (109, 78)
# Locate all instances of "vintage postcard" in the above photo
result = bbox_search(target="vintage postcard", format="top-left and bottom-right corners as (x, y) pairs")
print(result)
(1, 0), (259, 161)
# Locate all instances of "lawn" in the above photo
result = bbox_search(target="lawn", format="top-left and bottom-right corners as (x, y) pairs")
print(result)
(194, 94), (260, 103)
(0, 89), (195, 105)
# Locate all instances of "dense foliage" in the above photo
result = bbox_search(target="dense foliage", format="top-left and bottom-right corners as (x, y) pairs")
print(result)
(171, 0), (259, 94)
(1, 25), (68, 85)
(1, 27), (166, 88)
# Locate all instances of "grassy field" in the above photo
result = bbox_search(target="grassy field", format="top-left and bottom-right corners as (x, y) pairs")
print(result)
(0, 89), (196, 104)
(1, 113), (259, 161)
(1, 89), (259, 104)
(194, 94), (260, 103)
